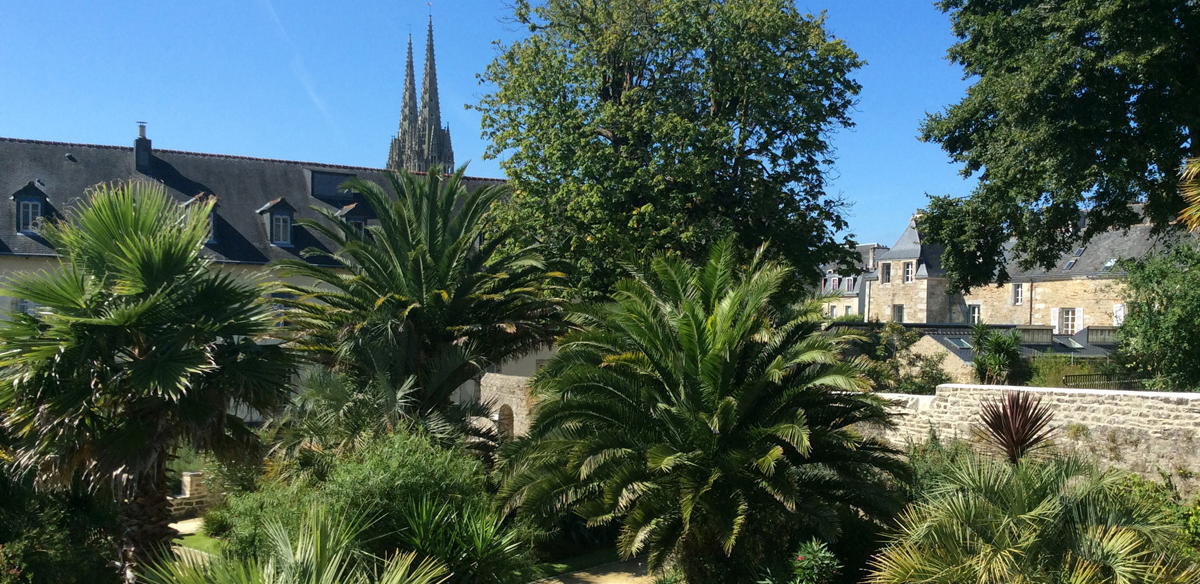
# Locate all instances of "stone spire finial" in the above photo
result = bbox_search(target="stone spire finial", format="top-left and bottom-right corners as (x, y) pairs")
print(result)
(388, 14), (453, 173)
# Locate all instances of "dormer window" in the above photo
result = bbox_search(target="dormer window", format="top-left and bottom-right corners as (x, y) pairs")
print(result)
(18, 199), (41, 232)
(11, 181), (49, 234)
(256, 198), (296, 247)
(271, 214), (292, 245)
(334, 203), (366, 236)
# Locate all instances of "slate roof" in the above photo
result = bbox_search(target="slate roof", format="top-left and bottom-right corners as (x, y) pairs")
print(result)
(867, 218), (945, 280)
(819, 243), (887, 297)
(1005, 224), (1166, 281)
(837, 322), (1115, 362)
(0, 135), (505, 265)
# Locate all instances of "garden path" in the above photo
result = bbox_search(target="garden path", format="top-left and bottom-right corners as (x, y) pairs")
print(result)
(539, 559), (653, 584)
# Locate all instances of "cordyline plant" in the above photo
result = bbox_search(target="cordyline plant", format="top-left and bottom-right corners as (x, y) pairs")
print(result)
(975, 392), (1055, 464)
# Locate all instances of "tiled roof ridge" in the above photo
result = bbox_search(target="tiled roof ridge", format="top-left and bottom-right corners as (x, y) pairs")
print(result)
(0, 136), (507, 183)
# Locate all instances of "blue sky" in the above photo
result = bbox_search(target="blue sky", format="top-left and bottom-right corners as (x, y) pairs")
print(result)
(0, 0), (974, 246)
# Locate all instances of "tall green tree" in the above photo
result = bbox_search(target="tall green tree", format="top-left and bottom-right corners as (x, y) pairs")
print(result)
(1118, 244), (1200, 391)
(475, 0), (864, 297)
(0, 182), (297, 580)
(919, 0), (1198, 291)
(277, 166), (567, 414)
(497, 240), (907, 584)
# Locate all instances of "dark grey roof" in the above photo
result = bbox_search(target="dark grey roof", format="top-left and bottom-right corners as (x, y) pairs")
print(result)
(819, 243), (886, 297)
(1005, 224), (1166, 281)
(865, 220), (944, 280)
(835, 322), (1114, 362)
(0, 136), (505, 265)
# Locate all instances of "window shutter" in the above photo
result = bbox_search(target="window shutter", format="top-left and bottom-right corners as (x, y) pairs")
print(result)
(1051, 307), (1060, 334)
(1076, 307), (1084, 331)
(1113, 303), (1125, 326)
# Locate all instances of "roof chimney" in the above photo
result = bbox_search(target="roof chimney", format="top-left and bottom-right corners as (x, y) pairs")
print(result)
(135, 121), (152, 172)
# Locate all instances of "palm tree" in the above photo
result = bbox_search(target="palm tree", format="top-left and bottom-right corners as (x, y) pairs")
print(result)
(867, 454), (1197, 584)
(969, 322), (1024, 385)
(277, 166), (566, 415)
(1182, 157), (1200, 232)
(496, 240), (907, 584)
(145, 507), (450, 584)
(0, 182), (297, 580)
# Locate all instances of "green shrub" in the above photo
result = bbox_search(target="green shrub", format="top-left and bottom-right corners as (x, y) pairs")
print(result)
(893, 353), (952, 395)
(902, 431), (975, 503)
(399, 497), (532, 584)
(218, 430), (510, 578)
(0, 470), (119, 584)
(1028, 353), (1098, 388)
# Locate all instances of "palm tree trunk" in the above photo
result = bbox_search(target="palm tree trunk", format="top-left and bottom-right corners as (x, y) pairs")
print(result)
(117, 458), (177, 583)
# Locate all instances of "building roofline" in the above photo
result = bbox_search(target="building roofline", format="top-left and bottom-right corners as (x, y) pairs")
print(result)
(0, 136), (506, 184)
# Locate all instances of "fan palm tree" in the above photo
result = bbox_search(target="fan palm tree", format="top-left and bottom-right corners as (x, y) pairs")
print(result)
(276, 166), (566, 416)
(145, 507), (450, 584)
(0, 182), (298, 581)
(1182, 157), (1200, 232)
(868, 454), (1198, 584)
(496, 239), (907, 584)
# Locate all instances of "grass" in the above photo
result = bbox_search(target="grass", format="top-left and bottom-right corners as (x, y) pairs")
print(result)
(178, 531), (223, 556)
(537, 547), (623, 577)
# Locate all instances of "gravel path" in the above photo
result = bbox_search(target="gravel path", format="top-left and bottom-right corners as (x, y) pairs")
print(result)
(538, 559), (654, 584)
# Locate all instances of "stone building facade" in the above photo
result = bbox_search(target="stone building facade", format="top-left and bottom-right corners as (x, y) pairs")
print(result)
(862, 213), (1154, 332)
(819, 243), (887, 318)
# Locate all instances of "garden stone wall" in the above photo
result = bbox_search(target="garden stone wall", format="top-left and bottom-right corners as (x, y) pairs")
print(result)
(480, 373), (537, 437)
(168, 471), (217, 519)
(878, 384), (1200, 496)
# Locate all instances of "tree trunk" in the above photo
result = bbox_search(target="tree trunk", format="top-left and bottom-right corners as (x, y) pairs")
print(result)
(677, 531), (745, 584)
(117, 458), (177, 583)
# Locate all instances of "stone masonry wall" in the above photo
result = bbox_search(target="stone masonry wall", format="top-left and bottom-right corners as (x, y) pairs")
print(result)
(866, 270), (952, 323)
(168, 472), (217, 519)
(877, 384), (1200, 496)
(480, 373), (537, 437)
(905, 336), (973, 383)
(950, 279), (1124, 328)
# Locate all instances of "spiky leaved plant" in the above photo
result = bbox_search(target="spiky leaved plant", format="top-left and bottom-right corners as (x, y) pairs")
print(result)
(1182, 157), (1200, 232)
(0, 182), (298, 581)
(497, 239), (907, 584)
(975, 391), (1055, 464)
(868, 454), (1197, 584)
(145, 507), (450, 584)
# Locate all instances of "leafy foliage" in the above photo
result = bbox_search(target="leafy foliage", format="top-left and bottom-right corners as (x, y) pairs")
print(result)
(497, 240), (907, 583)
(277, 166), (567, 414)
(397, 497), (532, 584)
(918, 0), (1197, 291)
(145, 507), (450, 584)
(974, 392), (1055, 464)
(852, 322), (950, 394)
(968, 323), (1026, 385)
(475, 0), (864, 296)
(1184, 158), (1200, 232)
(868, 454), (1198, 584)
(1119, 244), (1200, 391)
(0, 182), (297, 577)
(216, 430), (508, 576)
(0, 467), (119, 584)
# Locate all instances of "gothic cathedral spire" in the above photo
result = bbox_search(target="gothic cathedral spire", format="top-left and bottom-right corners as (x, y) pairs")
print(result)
(387, 16), (454, 174)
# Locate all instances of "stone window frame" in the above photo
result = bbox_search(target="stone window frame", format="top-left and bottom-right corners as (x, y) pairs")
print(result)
(1012, 283), (1023, 305)
(844, 304), (852, 315)
(892, 304), (905, 323)
(968, 303), (982, 324)
(881, 263), (892, 284)
(903, 261), (914, 283)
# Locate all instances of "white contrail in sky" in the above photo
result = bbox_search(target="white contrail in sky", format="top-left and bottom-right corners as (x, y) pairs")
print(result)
(259, 0), (347, 148)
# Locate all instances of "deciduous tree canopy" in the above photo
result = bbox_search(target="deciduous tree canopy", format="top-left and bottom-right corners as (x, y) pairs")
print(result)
(920, 0), (1198, 291)
(475, 0), (864, 296)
